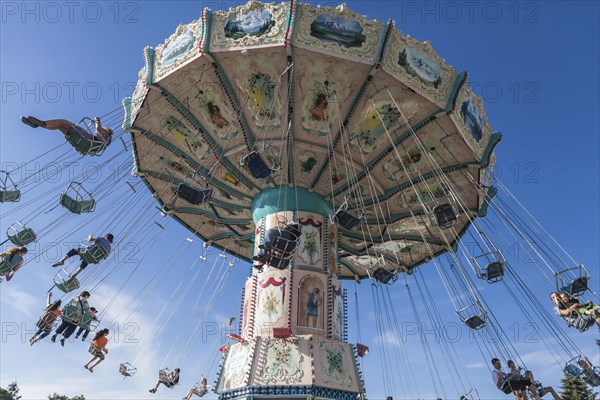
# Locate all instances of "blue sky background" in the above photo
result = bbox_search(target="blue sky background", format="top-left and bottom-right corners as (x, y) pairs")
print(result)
(1, 1), (598, 399)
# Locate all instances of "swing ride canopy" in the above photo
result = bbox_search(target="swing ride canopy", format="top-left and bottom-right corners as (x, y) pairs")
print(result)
(124, 0), (500, 280)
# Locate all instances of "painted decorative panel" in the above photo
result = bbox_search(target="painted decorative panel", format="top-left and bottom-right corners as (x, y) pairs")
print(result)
(219, 340), (254, 391)
(209, 1), (289, 51)
(293, 3), (386, 63)
(381, 29), (459, 109)
(154, 20), (203, 81)
(297, 274), (325, 330)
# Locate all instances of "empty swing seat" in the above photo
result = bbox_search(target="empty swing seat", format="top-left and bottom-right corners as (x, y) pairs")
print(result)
(7, 221), (36, 246)
(0, 254), (22, 277)
(564, 363), (582, 378)
(54, 270), (81, 293)
(176, 183), (213, 205)
(433, 204), (457, 230)
(373, 268), (396, 284)
(0, 189), (21, 203)
(0, 171), (20, 203)
(241, 151), (276, 180)
(59, 182), (96, 214)
(60, 193), (96, 214)
(464, 315), (486, 330)
(333, 210), (365, 230)
(119, 362), (137, 377)
(482, 261), (505, 282)
(7, 225), (37, 246)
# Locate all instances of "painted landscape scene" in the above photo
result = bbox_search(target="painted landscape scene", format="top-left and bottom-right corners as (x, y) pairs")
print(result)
(310, 14), (366, 48)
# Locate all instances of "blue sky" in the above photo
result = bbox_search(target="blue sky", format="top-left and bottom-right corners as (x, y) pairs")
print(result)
(1, 1), (599, 399)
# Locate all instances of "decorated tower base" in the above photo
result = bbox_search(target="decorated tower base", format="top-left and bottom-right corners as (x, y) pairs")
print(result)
(215, 191), (365, 400)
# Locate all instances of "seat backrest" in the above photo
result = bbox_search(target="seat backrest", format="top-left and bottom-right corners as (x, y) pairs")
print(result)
(434, 204), (457, 229)
(8, 228), (37, 246)
(78, 311), (94, 330)
(177, 184), (212, 205)
(80, 244), (109, 264)
(61, 303), (82, 324)
(0, 255), (20, 276)
(335, 210), (363, 230)
(564, 363), (582, 377)
(246, 152), (273, 179)
(66, 128), (106, 156)
(373, 268), (395, 284)
(56, 276), (81, 293)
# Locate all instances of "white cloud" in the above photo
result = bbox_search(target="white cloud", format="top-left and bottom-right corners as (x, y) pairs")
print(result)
(1, 285), (39, 319)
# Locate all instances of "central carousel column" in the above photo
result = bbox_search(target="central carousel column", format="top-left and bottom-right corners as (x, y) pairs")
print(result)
(215, 187), (365, 400)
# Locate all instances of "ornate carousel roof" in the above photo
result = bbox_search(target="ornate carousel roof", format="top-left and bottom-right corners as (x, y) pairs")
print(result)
(123, 0), (500, 280)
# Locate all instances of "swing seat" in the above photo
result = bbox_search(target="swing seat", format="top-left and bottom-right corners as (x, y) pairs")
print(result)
(356, 343), (369, 357)
(481, 261), (505, 283)
(60, 193), (96, 214)
(78, 241), (109, 264)
(0, 190), (21, 203)
(569, 314), (595, 333)
(433, 203), (457, 230)
(373, 268), (397, 284)
(560, 277), (588, 297)
(457, 302), (487, 330)
(54, 270), (81, 293)
(0, 171), (21, 203)
(255, 225), (302, 269)
(555, 265), (590, 297)
(241, 151), (277, 180)
(61, 303), (83, 324)
(119, 362), (137, 377)
(78, 310), (98, 330)
(0, 254), (22, 277)
(564, 363), (582, 378)
(176, 183), (213, 205)
(59, 182), (96, 214)
(65, 118), (108, 156)
(464, 315), (486, 330)
(332, 210), (366, 231)
(7, 224), (37, 246)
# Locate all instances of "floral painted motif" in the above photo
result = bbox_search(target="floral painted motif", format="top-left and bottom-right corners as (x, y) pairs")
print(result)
(349, 102), (401, 155)
(318, 342), (353, 387)
(262, 291), (280, 317)
(259, 339), (304, 384)
(220, 342), (252, 391)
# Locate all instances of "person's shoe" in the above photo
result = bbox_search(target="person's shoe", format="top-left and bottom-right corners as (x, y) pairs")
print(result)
(5, 273), (13, 281)
(29, 337), (36, 346)
(20, 116), (46, 128)
(50, 335), (56, 342)
(60, 338), (65, 347)
(81, 337), (85, 342)
(51, 260), (64, 267)
(149, 389), (156, 393)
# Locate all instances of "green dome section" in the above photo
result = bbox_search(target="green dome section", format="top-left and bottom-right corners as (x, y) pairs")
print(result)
(251, 187), (333, 223)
